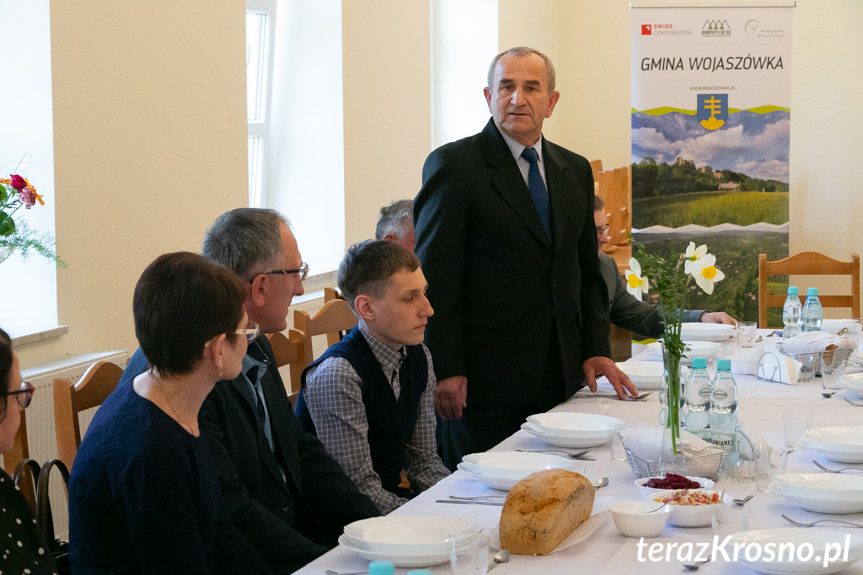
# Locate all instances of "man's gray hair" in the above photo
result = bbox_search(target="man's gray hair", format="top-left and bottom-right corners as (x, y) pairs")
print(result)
(202, 208), (289, 279)
(487, 46), (556, 93)
(594, 195), (605, 211)
(375, 199), (414, 241)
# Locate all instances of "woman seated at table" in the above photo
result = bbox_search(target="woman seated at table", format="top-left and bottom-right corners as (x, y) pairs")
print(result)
(69, 252), (273, 574)
(0, 327), (58, 575)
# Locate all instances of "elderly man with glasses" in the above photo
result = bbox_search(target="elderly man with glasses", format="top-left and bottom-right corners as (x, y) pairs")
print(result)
(594, 196), (736, 337)
(119, 208), (378, 574)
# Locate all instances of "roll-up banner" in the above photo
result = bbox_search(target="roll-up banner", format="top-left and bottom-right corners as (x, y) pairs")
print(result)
(631, 2), (794, 323)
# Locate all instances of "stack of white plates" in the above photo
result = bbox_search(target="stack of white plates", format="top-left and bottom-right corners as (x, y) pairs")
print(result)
(339, 515), (479, 567)
(768, 473), (863, 513)
(839, 372), (863, 398)
(799, 426), (863, 463)
(457, 451), (581, 490)
(728, 529), (863, 575)
(643, 341), (721, 365)
(680, 322), (736, 342)
(614, 360), (664, 389)
(522, 412), (625, 448)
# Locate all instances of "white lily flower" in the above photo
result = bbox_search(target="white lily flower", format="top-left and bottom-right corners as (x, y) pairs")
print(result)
(684, 242), (708, 275)
(690, 253), (725, 294)
(625, 257), (649, 301)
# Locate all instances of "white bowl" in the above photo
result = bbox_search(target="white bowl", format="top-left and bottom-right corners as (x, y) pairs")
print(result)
(650, 489), (730, 527)
(634, 476), (715, 500)
(768, 481), (863, 514)
(525, 412), (625, 439)
(520, 422), (611, 448)
(343, 516), (477, 555)
(608, 501), (670, 538)
(800, 426), (863, 463)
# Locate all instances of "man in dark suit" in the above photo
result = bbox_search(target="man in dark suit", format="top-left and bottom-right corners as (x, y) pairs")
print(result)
(120, 208), (378, 574)
(414, 47), (637, 467)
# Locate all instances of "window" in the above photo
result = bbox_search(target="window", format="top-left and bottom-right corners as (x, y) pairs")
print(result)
(246, 0), (275, 208)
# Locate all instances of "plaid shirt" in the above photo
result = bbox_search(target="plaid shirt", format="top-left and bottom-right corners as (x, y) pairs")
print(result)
(304, 321), (450, 514)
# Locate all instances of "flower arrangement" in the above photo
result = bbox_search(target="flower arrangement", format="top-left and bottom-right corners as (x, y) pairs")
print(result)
(0, 160), (64, 266)
(626, 237), (725, 454)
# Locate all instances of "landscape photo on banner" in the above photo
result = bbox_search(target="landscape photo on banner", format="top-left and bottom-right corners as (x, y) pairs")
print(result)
(630, 5), (793, 324)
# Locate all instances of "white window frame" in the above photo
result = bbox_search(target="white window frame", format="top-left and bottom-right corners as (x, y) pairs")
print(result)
(246, 0), (276, 208)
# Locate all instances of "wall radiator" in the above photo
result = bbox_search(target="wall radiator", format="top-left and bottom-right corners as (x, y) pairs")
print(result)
(5, 350), (128, 539)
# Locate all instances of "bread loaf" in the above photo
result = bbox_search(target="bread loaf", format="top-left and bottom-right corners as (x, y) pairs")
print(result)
(499, 469), (594, 555)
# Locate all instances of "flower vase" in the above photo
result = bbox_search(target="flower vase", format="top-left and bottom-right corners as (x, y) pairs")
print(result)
(658, 343), (687, 475)
(0, 245), (12, 265)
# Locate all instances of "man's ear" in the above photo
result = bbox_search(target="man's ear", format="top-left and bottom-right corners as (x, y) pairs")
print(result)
(247, 275), (267, 308)
(354, 294), (375, 323)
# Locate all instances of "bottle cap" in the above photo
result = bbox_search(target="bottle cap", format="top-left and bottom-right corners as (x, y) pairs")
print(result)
(788, 286), (798, 296)
(369, 561), (396, 575)
(406, 571), (434, 575)
(717, 358), (731, 371)
(692, 357), (707, 369)
(807, 287), (819, 296)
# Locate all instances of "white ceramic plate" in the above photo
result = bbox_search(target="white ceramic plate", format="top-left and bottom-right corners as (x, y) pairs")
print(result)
(634, 476), (714, 500)
(461, 451), (578, 479)
(489, 510), (609, 553)
(728, 528), (863, 575)
(526, 413), (625, 439)
(343, 516), (477, 554)
(768, 482), (863, 514)
(680, 322), (736, 341)
(800, 427), (863, 463)
(338, 534), (475, 567)
(520, 422), (611, 448)
(644, 341), (721, 365)
(650, 489), (730, 527)
(772, 473), (863, 501)
(614, 361), (664, 388)
(840, 372), (863, 397)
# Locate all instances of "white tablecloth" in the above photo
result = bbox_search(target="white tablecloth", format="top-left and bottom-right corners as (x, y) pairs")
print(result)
(293, 338), (863, 575)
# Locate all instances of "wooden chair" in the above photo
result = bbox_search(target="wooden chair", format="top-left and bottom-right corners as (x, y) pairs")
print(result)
(4, 410), (30, 475)
(267, 329), (306, 407)
(323, 286), (343, 303)
(589, 159), (603, 181)
(596, 165), (632, 270)
(758, 252), (861, 328)
(293, 298), (358, 362)
(53, 360), (124, 470)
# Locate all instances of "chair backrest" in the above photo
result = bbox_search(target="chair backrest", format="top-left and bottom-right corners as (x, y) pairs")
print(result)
(293, 298), (358, 368)
(53, 360), (123, 470)
(323, 286), (343, 303)
(596, 165), (633, 270)
(758, 251), (861, 328)
(267, 329), (305, 406)
(589, 159), (604, 181)
(4, 410), (30, 475)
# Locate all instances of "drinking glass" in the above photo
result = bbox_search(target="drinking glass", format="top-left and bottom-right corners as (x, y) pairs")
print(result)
(756, 445), (788, 492)
(736, 321), (758, 348)
(783, 410), (813, 449)
(712, 501), (748, 539)
(450, 530), (489, 575)
(609, 422), (628, 461)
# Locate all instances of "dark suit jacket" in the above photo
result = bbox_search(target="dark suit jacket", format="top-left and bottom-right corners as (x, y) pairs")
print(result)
(414, 118), (611, 409)
(121, 338), (379, 574)
(600, 251), (704, 338)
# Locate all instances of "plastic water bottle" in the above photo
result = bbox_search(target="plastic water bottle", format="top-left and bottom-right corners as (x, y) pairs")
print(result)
(369, 561), (395, 575)
(709, 359), (738, 447)
(801, 287), (823, 332)
(782, 286), (802, 339)
(684, 357), (712, 438)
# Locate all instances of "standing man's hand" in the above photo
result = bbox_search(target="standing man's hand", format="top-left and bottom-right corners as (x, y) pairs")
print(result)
(434, 376), (468, 419)
(582, 356), (638, 399)
(700, 311), (737, 325)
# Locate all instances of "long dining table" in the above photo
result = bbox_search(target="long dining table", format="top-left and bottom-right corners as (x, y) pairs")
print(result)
(293, 336), (863, 575)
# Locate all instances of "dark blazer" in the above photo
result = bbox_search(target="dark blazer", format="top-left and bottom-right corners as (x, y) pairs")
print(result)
(121, 338), (379, 574)
(414, 118), (611, 408)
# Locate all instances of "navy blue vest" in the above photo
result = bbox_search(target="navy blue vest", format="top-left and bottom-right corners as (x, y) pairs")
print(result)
(295, 326), (428, 494)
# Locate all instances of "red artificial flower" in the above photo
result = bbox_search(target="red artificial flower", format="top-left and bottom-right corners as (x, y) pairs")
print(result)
(9, 174), (26, 191)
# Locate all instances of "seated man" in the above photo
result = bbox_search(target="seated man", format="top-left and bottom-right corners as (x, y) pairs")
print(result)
(375, 198), (415, 252)
(119, 208), (379, 574)
(296, 240), (450, 514)
(595, 195), (736, 338)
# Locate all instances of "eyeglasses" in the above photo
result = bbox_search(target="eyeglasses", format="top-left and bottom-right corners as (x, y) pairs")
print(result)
(596, 224), (610, 237)
(4, 380), (35, 409)
(236, 322), (261, 343)
(250, 262), (309, 283)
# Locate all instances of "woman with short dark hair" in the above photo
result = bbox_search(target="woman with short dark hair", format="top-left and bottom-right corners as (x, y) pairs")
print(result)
(0, 326), (58, 575)
(69, 252), (273, 574)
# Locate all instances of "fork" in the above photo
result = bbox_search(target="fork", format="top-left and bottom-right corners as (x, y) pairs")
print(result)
(447, 495), (506, 501)
(781, 514), (863, 528)
(813, 460), (863, 473)
(844, 398), (863, 407)
(630, 391), (655, 401)
(515, 449), (594, 460)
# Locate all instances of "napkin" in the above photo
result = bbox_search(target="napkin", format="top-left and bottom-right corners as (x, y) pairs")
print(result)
(621, 426), (724, 462)
(754, 347), (801, 385)
(780, 331), (856, 355)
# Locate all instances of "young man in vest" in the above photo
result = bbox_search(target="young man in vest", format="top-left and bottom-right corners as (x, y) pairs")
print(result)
(296, 240), (450, 513)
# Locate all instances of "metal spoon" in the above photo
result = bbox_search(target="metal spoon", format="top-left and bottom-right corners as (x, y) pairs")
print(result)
(682, 558), (711, 570)
(822, 391), (838, 398)
(733, 494), (754, 506)
(593, 477), (609, 490)
(813, 459), (863, 473)
(487, 549), (510, 572)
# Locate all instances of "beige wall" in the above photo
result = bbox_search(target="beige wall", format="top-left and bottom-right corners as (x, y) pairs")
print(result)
(16, 0), (863, 368)
(18, 0), (248, 368)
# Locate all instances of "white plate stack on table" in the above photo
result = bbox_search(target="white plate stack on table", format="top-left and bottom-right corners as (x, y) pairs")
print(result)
(457, 451), (583, 491)
(728, 529), (863, 575)
(613, 360), (664, 389)
(769, 473), (863, 514)
(643, 341), (721, 366)
(680, 322), (736, 342)
(799, 426), (863, 463)
(840, 372), (863, 398)
(521, 412), (625, 448)
(338, 515), (479, 567)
